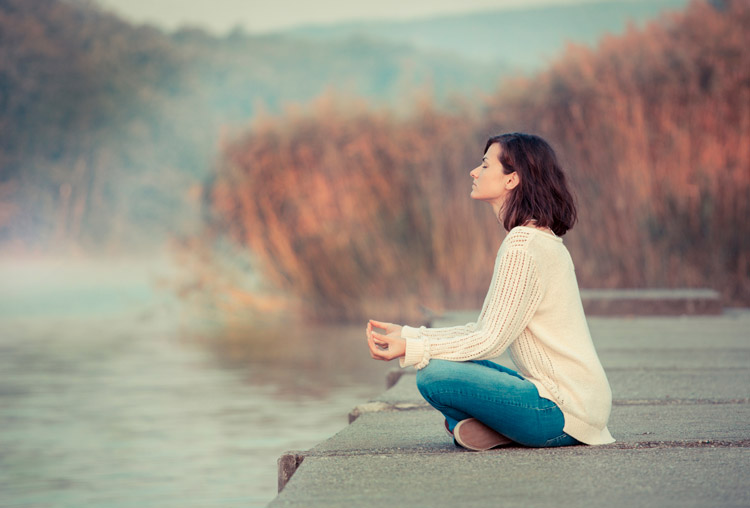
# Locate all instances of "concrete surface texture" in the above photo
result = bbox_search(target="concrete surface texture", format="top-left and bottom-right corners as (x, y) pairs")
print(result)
(579, 288), (722, 315)
(269, 309), (750, 507)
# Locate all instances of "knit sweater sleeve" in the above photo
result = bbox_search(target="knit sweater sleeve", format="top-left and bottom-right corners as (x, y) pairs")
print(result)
(400, 322), (477, 341)
(400, 247), (543, 369)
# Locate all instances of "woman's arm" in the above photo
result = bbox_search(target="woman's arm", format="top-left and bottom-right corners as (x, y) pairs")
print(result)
(401, 247), (543, 369)
(400, 322), (477, 341)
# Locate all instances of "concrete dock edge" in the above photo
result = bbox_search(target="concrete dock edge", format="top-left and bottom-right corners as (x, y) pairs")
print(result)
(277, 452), (305, 493)
(269, 296), (748, 508)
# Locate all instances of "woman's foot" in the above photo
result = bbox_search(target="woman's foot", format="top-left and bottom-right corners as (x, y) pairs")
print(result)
(453, 418), (512, 451)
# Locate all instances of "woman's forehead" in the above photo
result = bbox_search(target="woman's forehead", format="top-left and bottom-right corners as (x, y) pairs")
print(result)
(484, 143), (502, 159)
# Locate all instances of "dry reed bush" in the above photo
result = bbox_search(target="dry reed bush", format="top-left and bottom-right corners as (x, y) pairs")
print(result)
(211, 95), (503, 322)
(166, 234), (299, 329)
(484, 0), (750, 304)
(207, 0), (749, 321)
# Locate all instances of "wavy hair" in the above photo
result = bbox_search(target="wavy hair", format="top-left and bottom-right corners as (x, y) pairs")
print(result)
(484, 133), (577, 236)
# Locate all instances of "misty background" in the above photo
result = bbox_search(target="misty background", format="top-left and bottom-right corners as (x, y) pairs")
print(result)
(1, 0), (748, 506)
(1, 0), (688, 254)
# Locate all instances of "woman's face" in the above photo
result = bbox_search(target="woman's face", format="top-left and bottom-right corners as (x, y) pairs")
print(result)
(470, 143), (518, 205)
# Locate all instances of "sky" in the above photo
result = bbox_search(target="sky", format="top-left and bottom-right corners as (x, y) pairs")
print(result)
(93, 0), (651, 35)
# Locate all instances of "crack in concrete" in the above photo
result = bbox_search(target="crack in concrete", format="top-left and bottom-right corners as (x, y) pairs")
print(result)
(597, 347), (750, 353)
(604, 439), (750, 449)
(605, 366), (749, 371)
(294, 438), (750, 461)
(613, 398), (749, 405)
(351, 398), (750, 417)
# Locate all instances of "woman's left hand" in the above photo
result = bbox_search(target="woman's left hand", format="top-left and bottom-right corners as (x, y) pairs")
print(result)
(366, 321), (406, 361)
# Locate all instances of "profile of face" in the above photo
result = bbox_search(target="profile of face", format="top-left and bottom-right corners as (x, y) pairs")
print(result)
(470, 142), (519, 206)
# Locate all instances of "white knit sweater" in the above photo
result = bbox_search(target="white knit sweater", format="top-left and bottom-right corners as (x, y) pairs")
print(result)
(399, 226), (615, 445)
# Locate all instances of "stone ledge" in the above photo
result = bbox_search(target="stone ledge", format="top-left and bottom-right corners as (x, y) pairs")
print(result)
(271, 310), (748, 506)
(348, 401), (428, 424)
(430, 289), (723, 320)
(270, 449), (750, 508)
(275, 372), (750, 493)
(581, 288), (721, 315)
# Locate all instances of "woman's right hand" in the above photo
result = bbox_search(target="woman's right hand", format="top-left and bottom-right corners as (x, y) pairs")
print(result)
(368, 319), (403, 337)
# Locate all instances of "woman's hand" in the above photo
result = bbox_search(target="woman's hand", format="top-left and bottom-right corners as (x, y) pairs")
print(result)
(368, 319), (402, 337)
(366, 321), (406, 361)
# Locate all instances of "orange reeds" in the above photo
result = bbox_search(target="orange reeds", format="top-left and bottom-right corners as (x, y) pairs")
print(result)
(205, 0), (750, 321)
(483, 0), (750, 304)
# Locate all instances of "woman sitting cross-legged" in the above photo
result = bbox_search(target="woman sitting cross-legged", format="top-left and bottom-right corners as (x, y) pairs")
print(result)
(366, 132), (615, 450)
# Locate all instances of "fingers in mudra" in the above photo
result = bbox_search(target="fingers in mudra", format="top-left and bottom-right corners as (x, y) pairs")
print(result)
(368, 319), (385, 332)
(366, 324), (384, 359)
(372, 332), (389, 350)
(371, 332), (397, 360)
(369, 319), (395, 333)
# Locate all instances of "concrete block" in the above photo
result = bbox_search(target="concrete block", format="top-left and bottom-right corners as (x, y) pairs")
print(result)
(270, 448), (750, 507)
(277, 452), (305, 493)
(581, 288), (722, 315)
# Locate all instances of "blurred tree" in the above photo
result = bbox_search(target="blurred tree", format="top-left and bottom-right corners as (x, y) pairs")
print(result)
(205, 0), (750, 321)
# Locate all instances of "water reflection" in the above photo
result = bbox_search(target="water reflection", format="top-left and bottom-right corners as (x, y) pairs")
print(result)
(195, 319), (390, 399)
(0, 258), (390, 508)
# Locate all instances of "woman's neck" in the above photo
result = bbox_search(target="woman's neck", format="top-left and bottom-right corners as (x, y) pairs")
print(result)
(494, 205), (555, 236)
(522, 220), (554, 236)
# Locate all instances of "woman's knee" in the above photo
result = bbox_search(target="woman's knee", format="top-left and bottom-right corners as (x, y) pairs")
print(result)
(416, 359), (456, 398)
(417, 360), (460, 399)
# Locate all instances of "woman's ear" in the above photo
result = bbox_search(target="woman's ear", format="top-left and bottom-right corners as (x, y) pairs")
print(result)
(506, 172), (520, 190)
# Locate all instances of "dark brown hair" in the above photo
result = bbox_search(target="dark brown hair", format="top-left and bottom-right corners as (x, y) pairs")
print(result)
(484, 133), (577, 236)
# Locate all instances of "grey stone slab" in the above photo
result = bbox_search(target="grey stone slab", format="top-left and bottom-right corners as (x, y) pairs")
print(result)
(597, 348), (750, 369)
(270, 311), (750, 507)
(580, 288), (722, 316)
(610, 403), (750, 444)
(588, 315), (750, 350)
(581, 289), (721, 300)
(313, 409), (450, 455)
(433, 290), (723, 318)
(432, 311), (750, 350)
(369, 365), (750, 406)
(372, 371), (421, 405)
(312, 403), (750, 456)
(271, 448), (750, 508)
(607, 368), (750, 401)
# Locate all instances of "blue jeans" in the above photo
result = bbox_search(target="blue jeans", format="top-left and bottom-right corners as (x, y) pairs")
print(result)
(416, 359), (580, 448)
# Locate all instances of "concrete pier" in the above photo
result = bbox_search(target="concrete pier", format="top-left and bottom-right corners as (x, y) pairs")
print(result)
(580, 288), (722, 316)
(269, 304), (749, 507)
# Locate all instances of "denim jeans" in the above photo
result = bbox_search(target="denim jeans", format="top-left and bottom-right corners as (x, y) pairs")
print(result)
(416, 359), (580, 448)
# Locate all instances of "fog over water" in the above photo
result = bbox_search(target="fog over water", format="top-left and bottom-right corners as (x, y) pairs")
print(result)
(0, 254), (389, 507)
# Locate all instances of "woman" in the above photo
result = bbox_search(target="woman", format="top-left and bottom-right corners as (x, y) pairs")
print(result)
(366, 132), (614, 450)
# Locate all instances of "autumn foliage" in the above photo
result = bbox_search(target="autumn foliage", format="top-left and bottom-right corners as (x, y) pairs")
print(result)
(488, 0), (750, 303)
(207, 0), (750, 321)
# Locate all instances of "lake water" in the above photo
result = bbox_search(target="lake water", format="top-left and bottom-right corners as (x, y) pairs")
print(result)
(0, 256), (391, 507)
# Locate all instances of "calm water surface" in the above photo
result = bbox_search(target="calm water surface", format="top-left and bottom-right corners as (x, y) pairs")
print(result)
(0, 257), (390, 507)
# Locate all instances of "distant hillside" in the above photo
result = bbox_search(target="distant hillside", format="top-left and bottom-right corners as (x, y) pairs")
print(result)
(281, 0), (688, 70)
(0, 0), (501, 251)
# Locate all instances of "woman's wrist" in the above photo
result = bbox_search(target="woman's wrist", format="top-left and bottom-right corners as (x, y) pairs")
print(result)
(400, 325), (421, 339)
